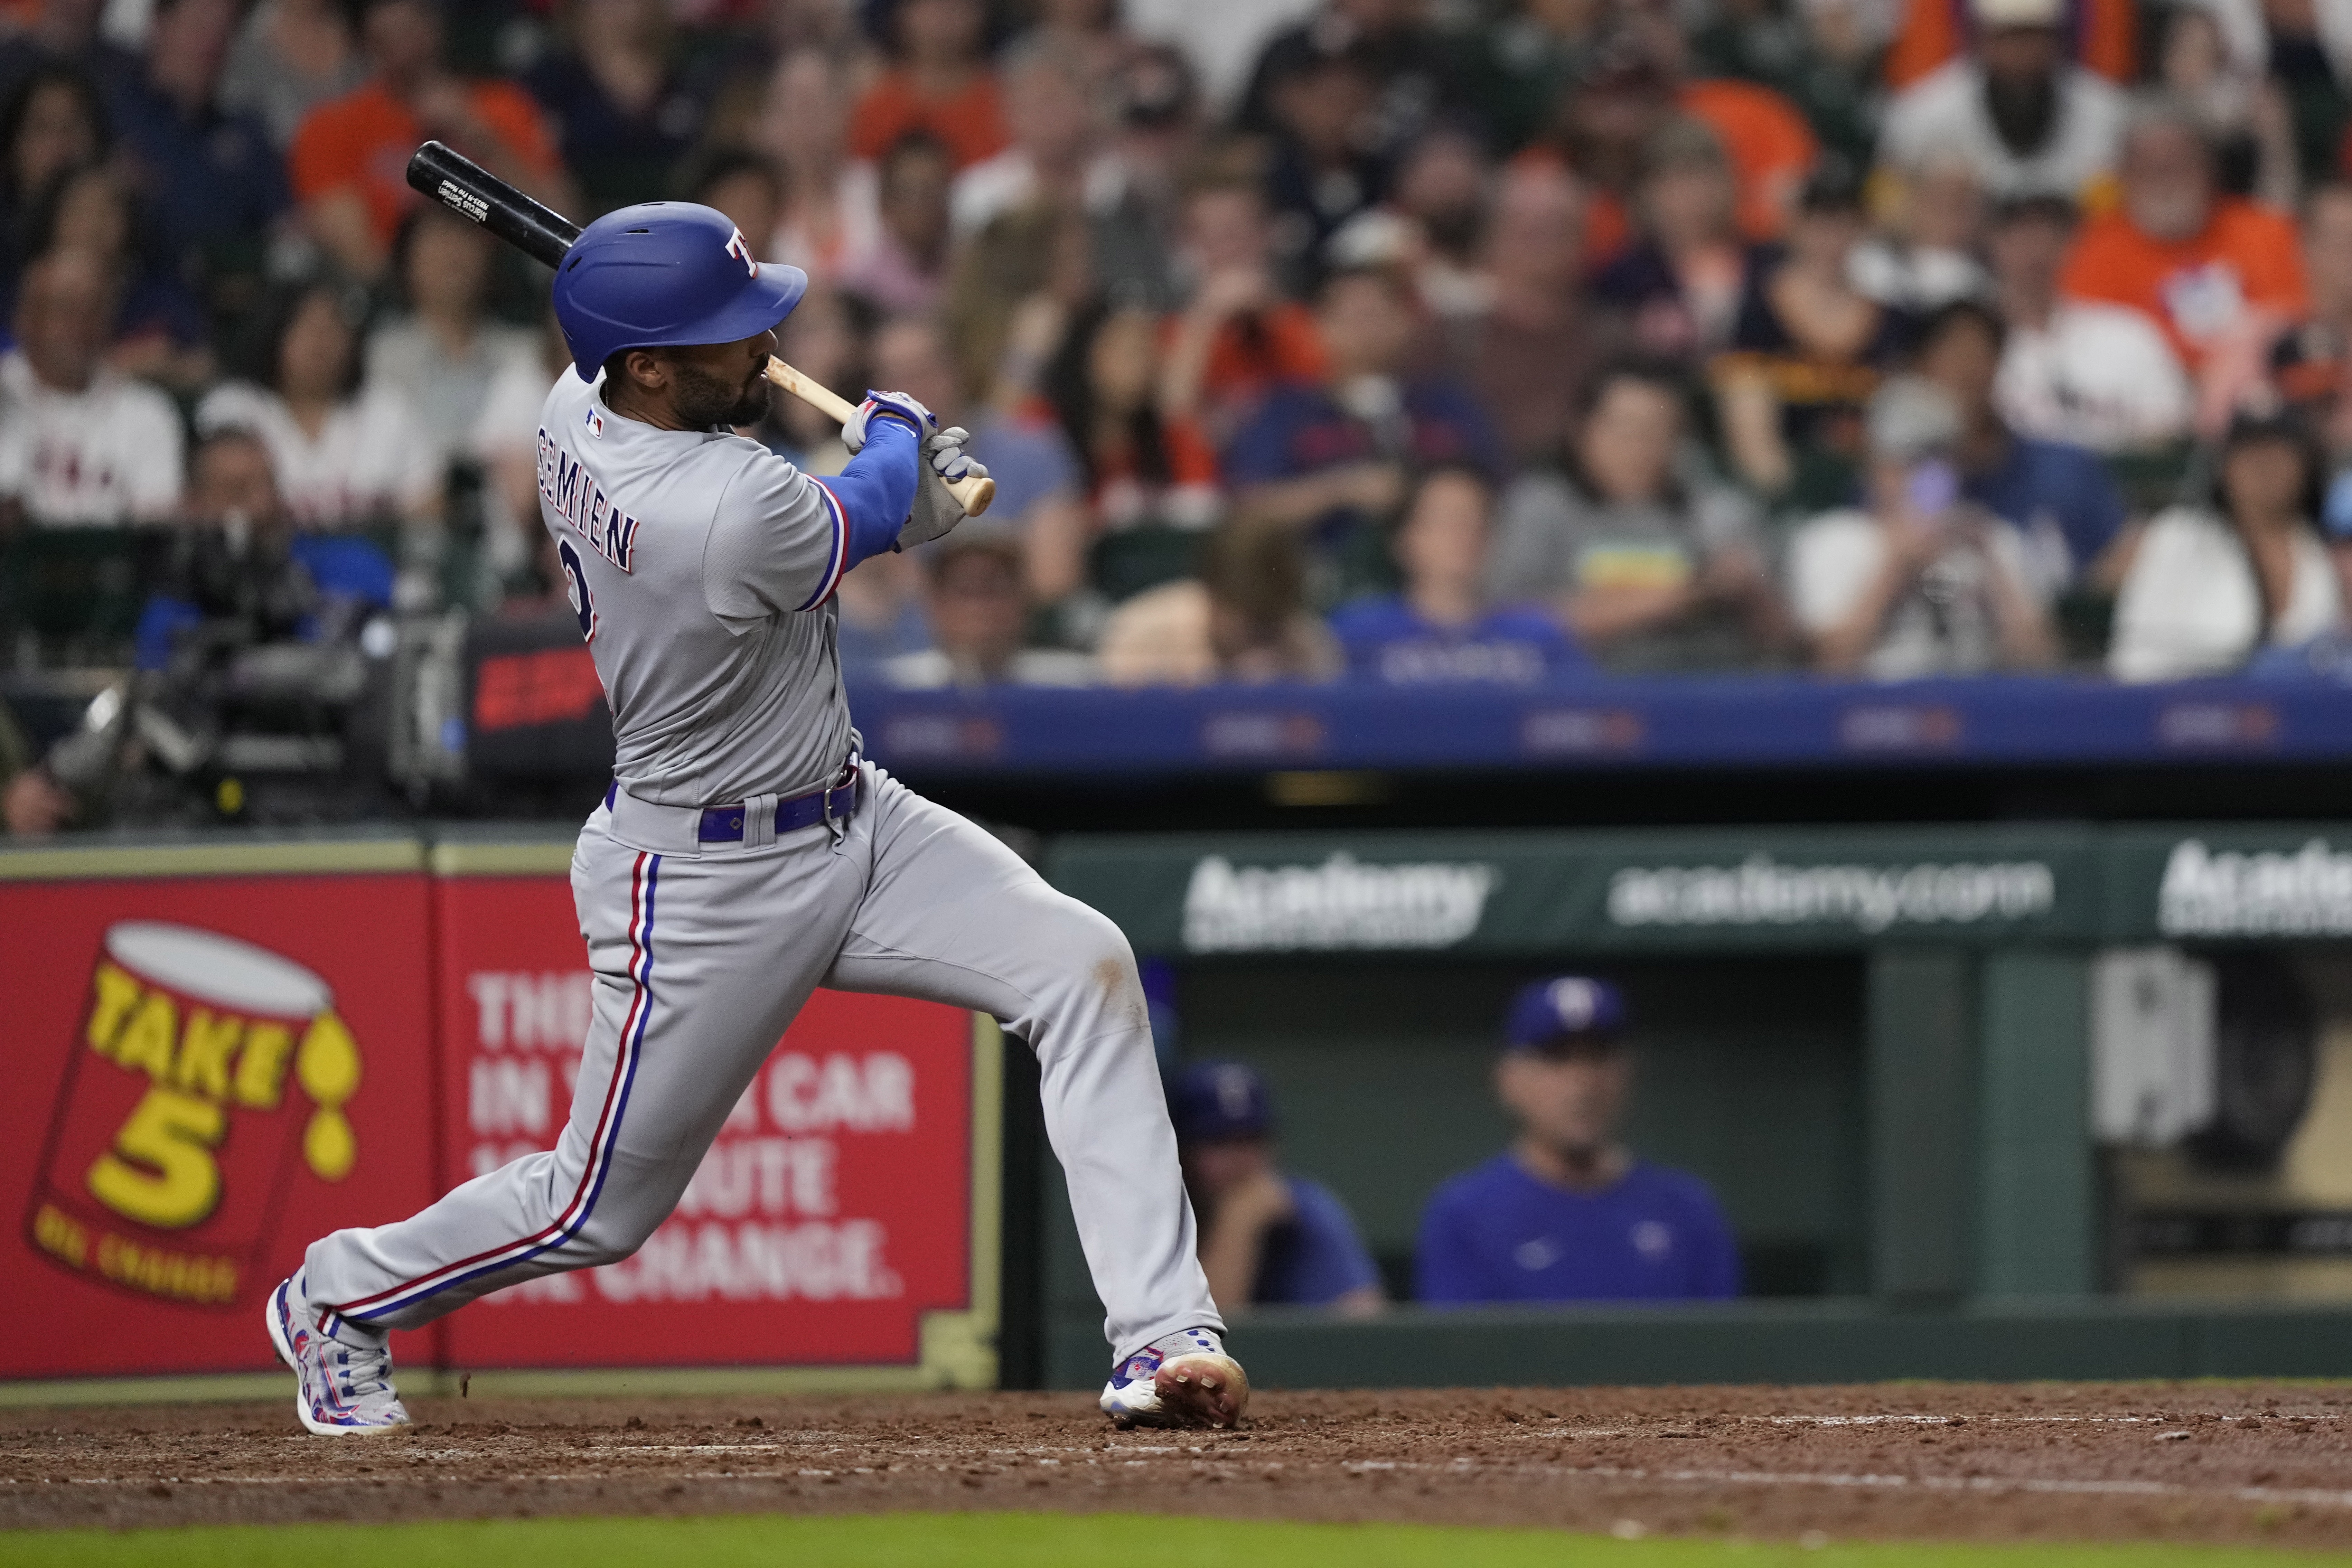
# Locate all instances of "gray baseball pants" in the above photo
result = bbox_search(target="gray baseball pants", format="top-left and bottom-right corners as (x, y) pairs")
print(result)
(302, 761), (1219, 1363)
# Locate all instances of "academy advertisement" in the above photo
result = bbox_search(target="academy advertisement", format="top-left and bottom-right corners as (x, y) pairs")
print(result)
(0, 863), (439, 1381)
(433, 871), (980, 1370)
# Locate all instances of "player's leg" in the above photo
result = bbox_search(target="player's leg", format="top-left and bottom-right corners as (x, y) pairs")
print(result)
(819, 764), (1240, 1427)
(274, 821), (857, 1431)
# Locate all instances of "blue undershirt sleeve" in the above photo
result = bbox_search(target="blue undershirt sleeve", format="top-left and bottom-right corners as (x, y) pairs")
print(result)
(822, 415), (921, 573)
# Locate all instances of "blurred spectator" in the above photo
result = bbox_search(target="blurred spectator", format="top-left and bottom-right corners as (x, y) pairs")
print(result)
(21, 163), (209, 387)
(101, 0), (287, 285)
(2250, 183), (2352, 453)
(1787, 376), (2058, 676)
(1883, 0), (2136, 87)
(1257, 28), (1387, 288)
(0, 0), (135, 106)
(0, 62), (105, 287)
(1104, 43), (1206, 259)
(2059, 100), (2306, 376)
(1914, 299), (2130, 584)
(1457, 159), (1614, 468)
(881, 532), (1095, 687)
(1014, 0), (1133, 89)
(1123, 0), (1316, 115)
(1329, 466), (1585, 684)
(1986, 193), (2192, 453)
(365, 206), (541, 497)
(219, 0), (364, 150)
(1344, 123), (1492, 325)
(843, 132), (954, 317)
(757, 49), (882, 285)
(198, 280), (439, 531)
(0, 248), (182, 526)
(1849, 153), (1991, 313)
(1417, 977), (1739, 1305)
(2109, 409), (2342, 680)
(1170, 1060), (1383, 1317)
(1225, 265), (1505, 570)
(686, 149), (784, 267)
(1445, 0), (1602, 152)
(1044, 299), (1220, 534)
(1490, 364), (1787, 672)
(848, 0), (1009, 171)
(1156, 166), (1329, 449)
(475, 305), (571, 592)
(522, 0), (707, 212)
(133, 428), (395, 673)
(1593, 119), (1763, 368)
(1238, 0), (1453, 160)
(1875, 0), (2126, 203)
(1557, 21), (1820, 266)
(1690, 0), (1891, 166)
(290, 0), (565, 281)
(1713, 163), (1912, 499)
(870, 312), (1091, 607)
(1, 694), (73, 834)
(2156, 0), (2295, 209)
(1097, 512), (1342, 683)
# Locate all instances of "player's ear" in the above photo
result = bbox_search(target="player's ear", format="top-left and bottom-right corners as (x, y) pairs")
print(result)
(622, 347), (667, 393)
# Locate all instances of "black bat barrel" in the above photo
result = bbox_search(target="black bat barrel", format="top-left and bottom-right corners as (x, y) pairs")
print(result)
(405, 140), (580, 269)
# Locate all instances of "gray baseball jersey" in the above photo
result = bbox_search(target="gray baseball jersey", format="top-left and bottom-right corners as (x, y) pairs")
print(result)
(297, 374), (1221, 1371)
(536, 368), (853, 807)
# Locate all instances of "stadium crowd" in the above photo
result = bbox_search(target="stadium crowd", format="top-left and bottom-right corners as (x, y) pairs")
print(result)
(7, 0), (2352, 713)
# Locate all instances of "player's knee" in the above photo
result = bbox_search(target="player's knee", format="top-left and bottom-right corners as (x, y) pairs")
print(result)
(1039, 893), (1147, 1021)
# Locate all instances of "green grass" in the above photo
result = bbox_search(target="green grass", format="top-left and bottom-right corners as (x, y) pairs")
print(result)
(6, 1514), (2349, 1568)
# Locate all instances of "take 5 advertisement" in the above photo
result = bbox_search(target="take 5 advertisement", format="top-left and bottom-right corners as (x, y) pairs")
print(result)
(0, 842), (994, 1387)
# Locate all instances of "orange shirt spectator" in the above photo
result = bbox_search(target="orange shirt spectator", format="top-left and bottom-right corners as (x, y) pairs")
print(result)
(849, 71), (1009, 171)
(291, 78), (559, 251)
(2060, 199), (2306, 372)
(1573, 82), (1817, 265)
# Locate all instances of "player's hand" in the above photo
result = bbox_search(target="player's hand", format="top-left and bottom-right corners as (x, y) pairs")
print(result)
(897, 427), (988, 550)
(843, 389), (935, 453)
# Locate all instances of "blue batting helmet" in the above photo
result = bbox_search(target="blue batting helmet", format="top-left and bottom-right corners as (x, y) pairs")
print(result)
(551, 201), (808, 381)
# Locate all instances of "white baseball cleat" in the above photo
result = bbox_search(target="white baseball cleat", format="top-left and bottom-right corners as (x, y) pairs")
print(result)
(1099, 1326), (1250, 1429)
(264, 1271), (412, 1436)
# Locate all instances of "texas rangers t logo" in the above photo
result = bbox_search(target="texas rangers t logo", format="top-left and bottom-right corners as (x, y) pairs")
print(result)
(724, 228), (759, 279)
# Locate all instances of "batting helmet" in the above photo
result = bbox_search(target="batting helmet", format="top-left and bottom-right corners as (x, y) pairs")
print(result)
(551, 201), (808, 381)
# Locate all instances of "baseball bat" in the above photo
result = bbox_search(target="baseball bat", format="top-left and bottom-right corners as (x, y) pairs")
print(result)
(403, 141), (994, 516)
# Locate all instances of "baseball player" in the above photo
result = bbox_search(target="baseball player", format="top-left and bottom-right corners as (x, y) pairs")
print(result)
(262, 202), (1242, 1434)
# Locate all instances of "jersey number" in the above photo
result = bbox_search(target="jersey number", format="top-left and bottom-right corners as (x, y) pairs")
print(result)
(557, 538), (597, 642)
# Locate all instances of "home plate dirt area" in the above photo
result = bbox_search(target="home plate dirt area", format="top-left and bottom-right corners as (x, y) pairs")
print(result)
(6, 1383), (2352, 1549)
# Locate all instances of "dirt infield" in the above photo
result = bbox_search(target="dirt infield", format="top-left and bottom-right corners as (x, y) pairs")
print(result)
(7, 1383), (2352, 1549)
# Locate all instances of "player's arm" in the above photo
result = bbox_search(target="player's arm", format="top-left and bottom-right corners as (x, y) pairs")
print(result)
(831, 391), (990, 564)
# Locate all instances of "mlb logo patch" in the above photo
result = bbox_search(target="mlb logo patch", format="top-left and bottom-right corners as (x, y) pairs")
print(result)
(584, 407), (605, 438)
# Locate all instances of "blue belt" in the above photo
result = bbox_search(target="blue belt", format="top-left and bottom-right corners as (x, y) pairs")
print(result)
(603, 760), (863, 844)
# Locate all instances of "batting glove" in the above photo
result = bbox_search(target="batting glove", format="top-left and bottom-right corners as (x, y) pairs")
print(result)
(843, 389), (935, 453)
(899, 426), (988, 550)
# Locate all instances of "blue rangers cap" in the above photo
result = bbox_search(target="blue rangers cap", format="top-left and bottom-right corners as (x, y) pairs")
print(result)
(1168, 1061), (1273, 1143)
(1503, 976), (1629, 1054)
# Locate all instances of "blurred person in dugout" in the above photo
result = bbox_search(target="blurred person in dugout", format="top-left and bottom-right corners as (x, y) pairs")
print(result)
(1327, 465), (1586, 685)
(880, 531), (1096, 689)
(1170, 1061), (1383, 1319)
(1487, 361), (1788, 674)
(2109, 407), (2343, 681)
(1097, 512), (1343, 685)
(1418, 978), (1739, 1305)
(0, 247), (182, 527)
(1786, 376), (2060, 677)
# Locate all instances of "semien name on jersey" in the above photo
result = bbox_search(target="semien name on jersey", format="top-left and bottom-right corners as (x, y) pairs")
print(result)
(537, 428), (641, 573)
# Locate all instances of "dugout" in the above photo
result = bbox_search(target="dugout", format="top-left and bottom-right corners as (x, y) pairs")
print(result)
(1015, 823), (2352, 1390)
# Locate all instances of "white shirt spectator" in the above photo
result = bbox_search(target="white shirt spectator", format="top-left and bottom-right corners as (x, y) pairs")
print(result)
(195, 380), (440, 530)
(0, 350), (183, 525)
(1995, 300), (2195, 452)
(363, 318), (542, 478)
(1878, 62), (2129, 201)
(2108, 505), (2342, 680)
(1788, 508), (2055, 679)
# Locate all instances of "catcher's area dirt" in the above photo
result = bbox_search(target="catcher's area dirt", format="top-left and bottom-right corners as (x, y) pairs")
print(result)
(8, 1383), (2352, 1547)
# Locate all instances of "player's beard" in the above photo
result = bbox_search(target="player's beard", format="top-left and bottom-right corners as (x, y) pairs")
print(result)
(673, 361), (771, 429)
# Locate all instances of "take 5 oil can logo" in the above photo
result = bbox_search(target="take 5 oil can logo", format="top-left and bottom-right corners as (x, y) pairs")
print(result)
(26, 921), (365, 1309)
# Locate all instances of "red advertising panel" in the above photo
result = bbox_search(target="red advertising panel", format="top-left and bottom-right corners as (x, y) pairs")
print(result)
(432, 870), (983, 1370)
(0, 855), (438, 1380)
